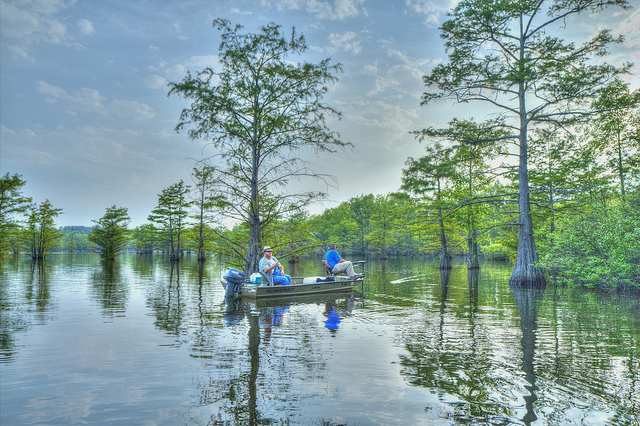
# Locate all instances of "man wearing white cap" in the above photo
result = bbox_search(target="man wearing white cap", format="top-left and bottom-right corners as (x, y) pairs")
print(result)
(259, 246), (291, 286)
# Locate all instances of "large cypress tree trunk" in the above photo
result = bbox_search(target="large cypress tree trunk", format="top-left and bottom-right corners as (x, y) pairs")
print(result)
(510, 33), (545, 287)
(246, 143), (261, 275)
(510, 91), (545, 286)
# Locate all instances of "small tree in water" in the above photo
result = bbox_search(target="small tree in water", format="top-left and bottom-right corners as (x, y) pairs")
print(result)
(169, 19), (349, 274)
(89, 205), (131, 262)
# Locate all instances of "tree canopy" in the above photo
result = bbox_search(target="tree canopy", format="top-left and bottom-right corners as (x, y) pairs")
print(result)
(168, 18), (348, 274)
(88, 205), (131, 261)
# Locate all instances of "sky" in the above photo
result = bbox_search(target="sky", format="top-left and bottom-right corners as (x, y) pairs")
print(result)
(1, 0), (638, 227)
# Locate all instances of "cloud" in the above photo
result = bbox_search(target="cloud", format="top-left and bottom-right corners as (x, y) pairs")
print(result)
(275, 0), (364, 21)
(110, 100), (156, 120)
(77, 19), (96, 36)
(328, 31), (363, 54)
(405, 0), (457, 27)
(0, 0), (85, 60)
(1, 124), (17, 138)
(147, 54), (220, 83)
(230, 7), (252, 16)
(618, 9), (639, 50)
(37, 81), (106, 114)
(185, 55), (220, 71)
(35, 81), (155, 120)
(144, 74), (168, 90)
(172, 21), (189, 41)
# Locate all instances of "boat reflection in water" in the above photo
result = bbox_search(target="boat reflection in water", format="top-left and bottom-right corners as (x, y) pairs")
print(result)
(222, 291), (359, 424)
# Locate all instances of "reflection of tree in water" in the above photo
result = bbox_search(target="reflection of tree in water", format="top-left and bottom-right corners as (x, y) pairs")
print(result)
(30, 260), (53, 311)
(90, 262), (128, 317)
(189, 297), (356, 425)
(509, 283), (545, 426)
(1, 260), (54, 361)
(129, 253), (155, 277)
(146, 262), (184, 335)
(399, 267), (516, 424)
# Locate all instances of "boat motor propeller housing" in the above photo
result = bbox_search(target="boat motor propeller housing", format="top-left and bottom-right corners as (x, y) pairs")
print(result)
(223, 267), (245, 297)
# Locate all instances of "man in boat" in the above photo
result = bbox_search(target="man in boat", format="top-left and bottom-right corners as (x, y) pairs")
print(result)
(324, 244), (363, 280)
(259, 246), (291, 286)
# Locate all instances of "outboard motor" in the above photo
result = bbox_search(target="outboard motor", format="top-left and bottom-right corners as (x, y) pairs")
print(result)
(223, 267), (245, 298)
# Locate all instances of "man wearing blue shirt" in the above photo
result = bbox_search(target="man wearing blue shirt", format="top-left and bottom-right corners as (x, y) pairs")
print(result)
(324, 244), (363, 280)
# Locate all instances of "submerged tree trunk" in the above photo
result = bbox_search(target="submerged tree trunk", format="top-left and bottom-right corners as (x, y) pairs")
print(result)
(510, 128), (545, 286)
(198, 196), (206, 263)
(468, 229), (479, 270)
(438, 206), (452, 270)
(436, 177), (452, 271)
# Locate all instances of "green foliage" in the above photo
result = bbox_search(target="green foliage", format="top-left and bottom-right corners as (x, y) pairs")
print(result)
(481, 242), (512, 262)
(131, 224), (156, 254)
(23, 199), (63, 259)
(58, 227), (94, 252)
(88, 205), (131, 261)
(589, 78), (639, 198)
(262, 211), (319, 261)
(539, 196), (640, 290)
(0, 173), (32, 259)
(312, 202), (359, 252)
(189, 165), (224, 261)
(148, 181), (190, 261)
(347, 194), (375, 254)
(365, 194), (402, 258)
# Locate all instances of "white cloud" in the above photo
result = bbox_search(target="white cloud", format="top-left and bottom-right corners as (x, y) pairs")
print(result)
(0, 0), (84, 59)
(329, 31), (364, 54)
(1, 124), (17, 138)
(37, 83), (106, 115)
(144, 74), (168, 90)
(35, 81), (155, 120)
(23, 128), (37, 138)
(275, 0), (364, 21)
(172, 21), (188, 41)
(619, 9), (640, 50)
(110, 100), (156, 121)
(230, 7), (252, 16)
(77, 19), (96, 36)
(185, 55), (219, 71)
(385, 46), (431, 70)
(36, 80), (69, 101)
(405, 0), (457, 27)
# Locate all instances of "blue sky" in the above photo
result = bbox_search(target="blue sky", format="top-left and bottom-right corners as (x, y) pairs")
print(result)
(1, 0), (638, 227)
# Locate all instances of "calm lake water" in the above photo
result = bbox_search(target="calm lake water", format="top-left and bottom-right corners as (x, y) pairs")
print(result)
(1, 253), (638, 425)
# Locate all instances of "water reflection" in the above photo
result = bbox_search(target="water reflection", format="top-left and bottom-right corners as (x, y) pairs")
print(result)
(1, 260), (54, 362)
(90, 262), (128, 317)
(1, 255), (639, 425)
(509, 283), (545, 425)
(147, 261), (185, 335)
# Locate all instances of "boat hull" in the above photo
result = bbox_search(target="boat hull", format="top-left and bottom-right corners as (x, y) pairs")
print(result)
(221, 276), (361, 299)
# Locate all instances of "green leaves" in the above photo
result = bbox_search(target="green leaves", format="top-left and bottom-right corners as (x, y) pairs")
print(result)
(148, 180), (191, 261)
(88, 205), (131, 261)
(540, 198), (640, 289)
